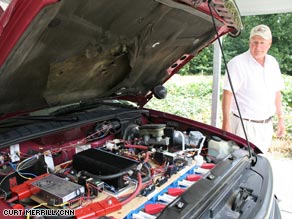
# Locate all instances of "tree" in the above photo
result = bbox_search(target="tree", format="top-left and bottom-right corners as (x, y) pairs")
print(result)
(182, 13), (292, 75)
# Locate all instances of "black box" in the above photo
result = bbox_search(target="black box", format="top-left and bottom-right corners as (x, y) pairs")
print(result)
(73, 148), (138, 190)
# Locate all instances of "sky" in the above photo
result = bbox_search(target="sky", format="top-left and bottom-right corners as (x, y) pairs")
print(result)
(0, 2), (8, 10)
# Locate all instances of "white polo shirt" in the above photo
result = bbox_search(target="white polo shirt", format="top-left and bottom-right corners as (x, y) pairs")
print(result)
(223, 50), (284, 120)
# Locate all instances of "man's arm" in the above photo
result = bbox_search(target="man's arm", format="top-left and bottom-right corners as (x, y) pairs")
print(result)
(275, 91), (286, 137)
(222, 89), (233, 132)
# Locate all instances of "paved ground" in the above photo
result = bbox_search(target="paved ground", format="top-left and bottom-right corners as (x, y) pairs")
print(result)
(267, 153), (292, 219)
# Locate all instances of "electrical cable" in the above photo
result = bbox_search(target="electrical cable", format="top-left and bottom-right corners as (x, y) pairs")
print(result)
(121, 172), (142, 206)
(82, 169), (133, 180)
(0, 187), (8, 200)
(10, 162), (37, 179)
(124, 143), (148, 150)
(26, 203), (47, 219)
(6, 195), (18, 203)
(15, 155), (39, 179)
(141, 162), (152, 183)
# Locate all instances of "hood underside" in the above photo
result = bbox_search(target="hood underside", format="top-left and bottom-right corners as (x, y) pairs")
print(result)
(0, 0), (241, 117)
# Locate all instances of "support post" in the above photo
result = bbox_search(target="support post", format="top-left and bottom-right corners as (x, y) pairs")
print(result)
(211, 39), (222, 127)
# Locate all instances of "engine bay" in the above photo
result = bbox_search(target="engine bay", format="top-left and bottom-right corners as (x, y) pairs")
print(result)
(0, 106), (247, 219)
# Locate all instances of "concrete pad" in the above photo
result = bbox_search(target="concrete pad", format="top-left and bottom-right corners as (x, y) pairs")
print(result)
(267, 153), (292, 219)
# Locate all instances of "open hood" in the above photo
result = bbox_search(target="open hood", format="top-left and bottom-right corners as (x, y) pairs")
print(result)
(0, 0), (242, 117)
(0, 3), (281, 219)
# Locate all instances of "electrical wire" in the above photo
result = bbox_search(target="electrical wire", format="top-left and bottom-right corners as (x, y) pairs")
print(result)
(0, 187), (8, 200)
(82, 169), (133, 180)
(26, 201), (70, 219)
(0, 171), (13, 187)
(6, 195), (18, 203)
(121, 172), (142, 206)
(15, 155), (39, 179)
(124, 143), (148, 151)
(10, 162), (37, 180)
(26, 202), (47, 219)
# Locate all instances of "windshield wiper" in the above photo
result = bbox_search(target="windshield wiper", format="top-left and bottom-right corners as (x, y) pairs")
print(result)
(50, 99), (136, 116)
(0, 115), (79, 131)
(14, 115), (79, 122)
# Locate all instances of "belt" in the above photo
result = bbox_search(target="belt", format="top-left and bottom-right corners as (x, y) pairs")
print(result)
(232, 113), (272, 123)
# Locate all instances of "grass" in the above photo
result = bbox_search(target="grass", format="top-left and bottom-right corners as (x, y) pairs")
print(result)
(145, 74), (292, 158)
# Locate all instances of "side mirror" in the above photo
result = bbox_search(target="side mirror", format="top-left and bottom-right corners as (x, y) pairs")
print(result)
(153, 85), (167, 99)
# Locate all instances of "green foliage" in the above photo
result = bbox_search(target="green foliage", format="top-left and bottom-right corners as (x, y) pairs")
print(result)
(279, 75), (292, 138)
(283, 76), (292, 108)
(226, 13), (292, 75)
(179, 47), (214, 75)
(145, 75), (292, 138)
(145, 76), (213, 123)
(181, 13), (292, 75)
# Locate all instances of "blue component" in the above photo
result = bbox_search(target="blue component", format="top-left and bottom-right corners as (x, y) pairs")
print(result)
(125, 164), (201, 219)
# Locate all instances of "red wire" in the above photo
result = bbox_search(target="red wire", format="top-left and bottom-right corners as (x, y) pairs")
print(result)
(6, 195), (18, 203)
(121, 173), (142, 206)
(124, 144), (148, 150)
(144, 151), (150, 162)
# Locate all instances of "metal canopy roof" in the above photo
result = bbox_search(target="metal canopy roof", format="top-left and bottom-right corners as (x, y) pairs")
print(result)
(0, 0), (9, 10)
(236, 0), (292, 16)
(1, 0), (292, 16)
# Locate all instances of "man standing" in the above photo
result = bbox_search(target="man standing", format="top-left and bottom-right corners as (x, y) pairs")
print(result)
(222, 24), (286, 153)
